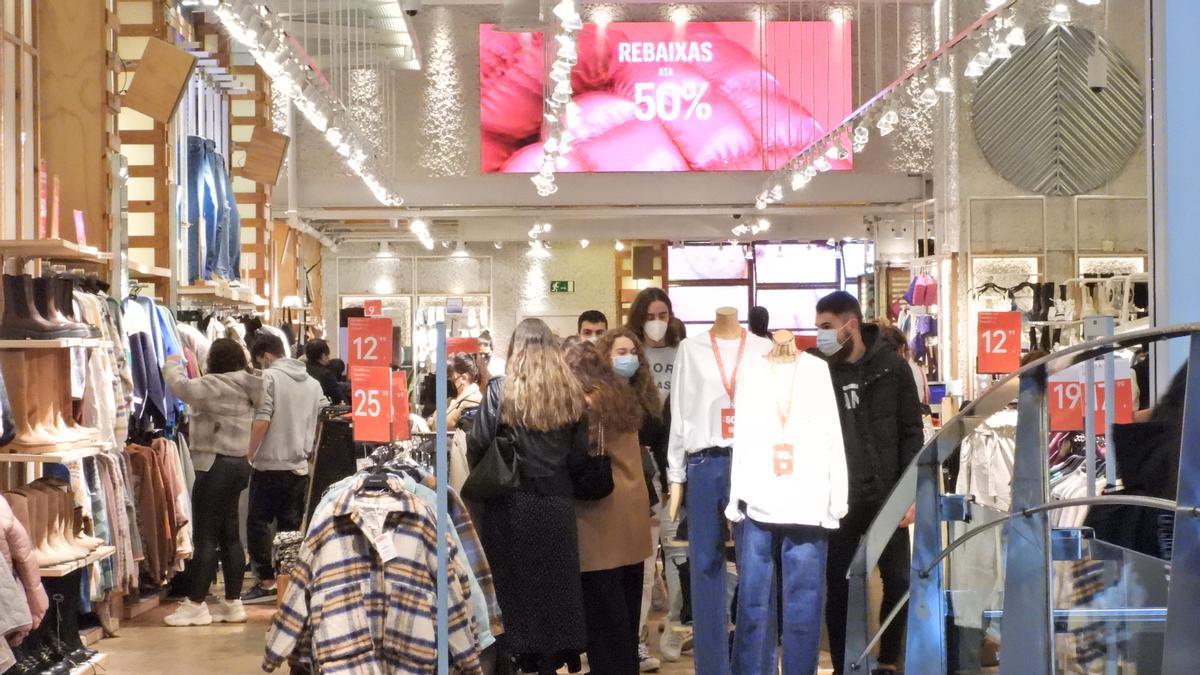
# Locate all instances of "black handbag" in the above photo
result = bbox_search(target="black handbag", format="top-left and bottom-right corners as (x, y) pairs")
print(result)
(461, 427), (521, 501)
(573, 421), (615, 501)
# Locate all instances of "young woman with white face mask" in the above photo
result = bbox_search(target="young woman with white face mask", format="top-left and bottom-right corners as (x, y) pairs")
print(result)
(623, 288), (691, 664)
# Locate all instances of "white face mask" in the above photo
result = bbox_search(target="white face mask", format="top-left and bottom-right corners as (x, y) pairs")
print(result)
(644, 319), (669, 343)
(583, 335), (599, 344)
(816, 328), (845, 356)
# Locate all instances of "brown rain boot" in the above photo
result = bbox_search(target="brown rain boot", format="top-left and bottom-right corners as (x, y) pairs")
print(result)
(0, 274), (75, 340)
(3, 491), (57, 568)
(0, 352), (54, 448)
(29, 482), (89, 560)
(33, 277), (90, 339)
(31, 352), (87, 445)
(41, 478), (102, 551)
(10, 488), (61, 566)
(52, 277), (99, 338)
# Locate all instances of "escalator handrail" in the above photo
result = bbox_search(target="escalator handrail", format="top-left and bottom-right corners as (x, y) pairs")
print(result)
(849, 493), (1178, 671)
(848, 323), (1200, 578)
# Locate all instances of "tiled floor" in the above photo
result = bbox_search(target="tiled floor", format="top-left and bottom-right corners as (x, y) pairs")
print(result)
(102, 599), (838, 674)
(101, 584), (836, 674)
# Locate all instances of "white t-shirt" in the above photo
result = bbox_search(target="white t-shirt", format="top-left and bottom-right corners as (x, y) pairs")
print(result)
(644, 345), (678, 405)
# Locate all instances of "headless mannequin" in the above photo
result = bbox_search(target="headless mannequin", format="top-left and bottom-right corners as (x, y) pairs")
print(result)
(668, 307), (743, 520)
(768, 329), (797, 364)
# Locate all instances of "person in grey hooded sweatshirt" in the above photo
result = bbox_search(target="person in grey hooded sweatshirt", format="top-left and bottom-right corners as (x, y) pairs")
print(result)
(241, 334), (328, 604)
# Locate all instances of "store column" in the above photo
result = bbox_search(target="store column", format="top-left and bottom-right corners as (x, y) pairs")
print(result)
(1151, 0), (1200, 373)
(1153, 5), (1200, 672)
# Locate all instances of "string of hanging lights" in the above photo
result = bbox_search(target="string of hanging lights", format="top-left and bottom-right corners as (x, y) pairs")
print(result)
(751, 0), (1097, 211)
(530, 0), (584, 197)
(203, 0), (404, 207)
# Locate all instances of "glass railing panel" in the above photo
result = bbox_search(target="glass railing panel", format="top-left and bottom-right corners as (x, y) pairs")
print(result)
(945, 500), (1010, 673)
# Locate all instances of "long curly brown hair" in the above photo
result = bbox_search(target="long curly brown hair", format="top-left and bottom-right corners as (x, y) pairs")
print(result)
(563, 340), (644, 435)
(500, 318), (586, 431)
(594, 327), (663, 421)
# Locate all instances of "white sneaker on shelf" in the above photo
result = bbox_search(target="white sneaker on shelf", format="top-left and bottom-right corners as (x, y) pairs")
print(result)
(164, 599), (212, 627)
(638, 642), (661, 672)
(659, 622), (688, 662)
(210, 598), (247, 623)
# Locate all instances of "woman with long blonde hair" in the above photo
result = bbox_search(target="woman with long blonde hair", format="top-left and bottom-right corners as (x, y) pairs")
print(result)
(467, 318), (592, 674)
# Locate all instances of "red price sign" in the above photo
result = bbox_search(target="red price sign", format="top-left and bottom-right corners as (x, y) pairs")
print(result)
(977, 311), (1022, 374)
(1049, 362), (1135, 431)
(446, 337), (481, 354)
(347, 317), (393, 368)
(391, 370), (411, 442)
(351, 366), (393, 442)
(364, 299), (383, 317)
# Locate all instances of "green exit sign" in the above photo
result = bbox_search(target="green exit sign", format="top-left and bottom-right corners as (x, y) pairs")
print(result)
(550, 280), (575, 293)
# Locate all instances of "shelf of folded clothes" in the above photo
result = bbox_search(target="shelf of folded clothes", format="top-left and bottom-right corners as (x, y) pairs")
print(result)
(40, 545), (116, 578)
(0, 238), (111, 263)
(0, 337), (102, 349)
(0, 442), (106, 462)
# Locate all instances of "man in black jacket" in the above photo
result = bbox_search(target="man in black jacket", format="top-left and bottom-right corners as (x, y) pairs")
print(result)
(304, 339), (348, 405)
(813, 291), (924, 675)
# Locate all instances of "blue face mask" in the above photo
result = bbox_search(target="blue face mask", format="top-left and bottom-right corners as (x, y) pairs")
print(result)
(816, 327), (845, 356)
(612, 354), (640, 379)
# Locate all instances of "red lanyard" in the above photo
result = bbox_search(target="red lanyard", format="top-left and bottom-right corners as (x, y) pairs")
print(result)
(709, 329), (748, 405)
(773, 362), (799, 431)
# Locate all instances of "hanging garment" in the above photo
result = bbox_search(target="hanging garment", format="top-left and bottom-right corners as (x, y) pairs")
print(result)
(263, 474), (482, 674)
(726, 353), (847, 528)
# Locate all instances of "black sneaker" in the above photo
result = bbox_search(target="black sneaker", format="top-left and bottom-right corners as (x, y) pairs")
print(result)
(241, 583), (278, 605)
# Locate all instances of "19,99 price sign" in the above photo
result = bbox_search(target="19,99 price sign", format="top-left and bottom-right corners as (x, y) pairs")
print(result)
(977, 311), (1022, 374)
(1049, 361), (1134, 432)
(347, 317), (393, 368)
(351, 365), (393, 442)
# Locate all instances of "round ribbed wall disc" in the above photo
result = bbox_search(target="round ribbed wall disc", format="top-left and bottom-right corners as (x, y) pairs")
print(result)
(971, 24), (1144, 196)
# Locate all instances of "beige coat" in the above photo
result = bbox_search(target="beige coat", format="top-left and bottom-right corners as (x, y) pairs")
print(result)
(575, 428), (653, 572)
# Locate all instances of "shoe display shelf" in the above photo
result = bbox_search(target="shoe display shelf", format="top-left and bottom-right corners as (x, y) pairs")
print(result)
(0, 347), (108, 456)
(40, 545), (116, 578)
(0, 238), (111, 265)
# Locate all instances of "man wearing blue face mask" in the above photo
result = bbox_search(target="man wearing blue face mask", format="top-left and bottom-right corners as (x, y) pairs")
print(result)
(812, 291), (923, 675)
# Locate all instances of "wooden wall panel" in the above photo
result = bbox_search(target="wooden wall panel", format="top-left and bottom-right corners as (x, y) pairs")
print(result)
(39, 0), (110, 247)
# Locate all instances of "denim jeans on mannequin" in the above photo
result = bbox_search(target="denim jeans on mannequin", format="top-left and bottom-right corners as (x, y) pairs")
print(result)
(685, 450), (733, 675)
(185, 136), (218, 283)
(732, 518), (827, 675)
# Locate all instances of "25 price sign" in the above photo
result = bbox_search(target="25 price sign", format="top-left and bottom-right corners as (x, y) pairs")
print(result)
(347, 317), (393, 368)
(351, 365), (393, 442)
(977, 311), (1022, 374)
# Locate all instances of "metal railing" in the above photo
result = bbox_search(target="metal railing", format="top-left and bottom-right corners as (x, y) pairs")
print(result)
(842, 323), (1200, 674)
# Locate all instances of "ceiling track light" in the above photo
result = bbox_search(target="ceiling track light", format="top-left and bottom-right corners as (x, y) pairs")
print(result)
(209, 0), (401, 207)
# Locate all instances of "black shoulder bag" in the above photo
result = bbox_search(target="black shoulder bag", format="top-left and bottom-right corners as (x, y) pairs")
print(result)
(461, 421), (521, 501)
(573, 421), (615, 501)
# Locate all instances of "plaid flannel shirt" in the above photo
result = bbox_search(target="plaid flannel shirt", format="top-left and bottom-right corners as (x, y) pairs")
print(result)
(416, 473), (503, 636)
(263, 475), (482, 674)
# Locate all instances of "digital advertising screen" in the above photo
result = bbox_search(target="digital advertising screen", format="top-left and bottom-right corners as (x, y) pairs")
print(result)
(479, 21), (853, 173)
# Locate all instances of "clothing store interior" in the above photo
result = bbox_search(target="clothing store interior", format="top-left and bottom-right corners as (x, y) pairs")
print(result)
(2, 0), (1200, 673)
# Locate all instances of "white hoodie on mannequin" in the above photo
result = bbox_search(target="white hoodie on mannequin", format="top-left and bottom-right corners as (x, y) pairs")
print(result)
(726, 351), (848, 528)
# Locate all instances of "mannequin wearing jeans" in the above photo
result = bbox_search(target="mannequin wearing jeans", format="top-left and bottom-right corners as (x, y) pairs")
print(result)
(667, 308), (772, 674)
(726, 331), (848, 674)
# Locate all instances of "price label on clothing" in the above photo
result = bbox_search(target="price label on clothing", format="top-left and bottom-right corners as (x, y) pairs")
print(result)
(351, 365), (393, 442)
(347, 317), (393, 368)
(363, 299), (383, 317)
(976, 311), (1022, 374)
(391, 370), (411, 442)
(1048, 360), (1134, 431)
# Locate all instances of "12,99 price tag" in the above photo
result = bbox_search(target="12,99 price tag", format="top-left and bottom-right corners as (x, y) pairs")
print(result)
(351, 365), (393, 442)
(977, 311), (1022, 374)
(347, 317), (393, 368)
